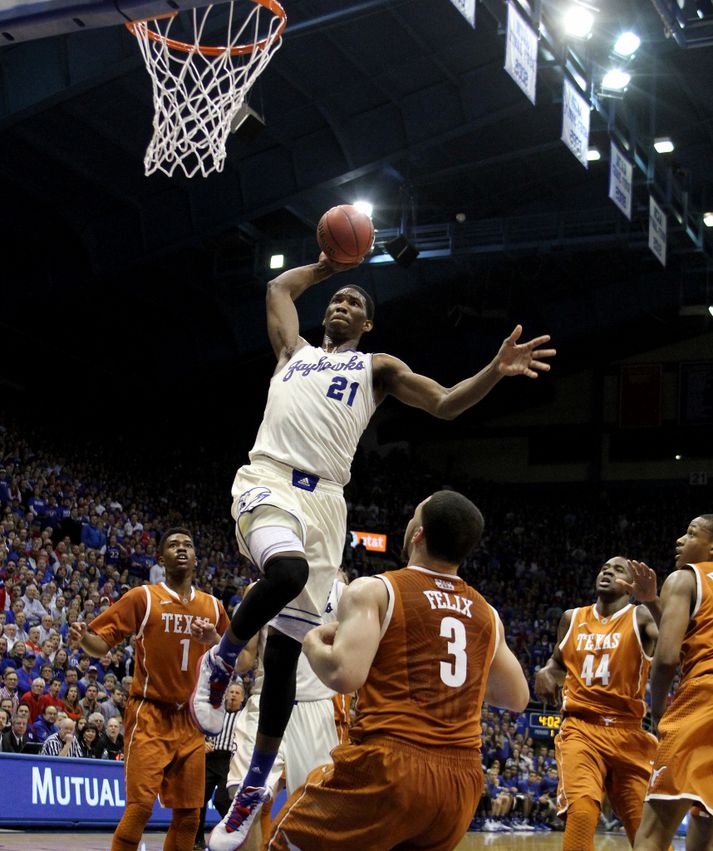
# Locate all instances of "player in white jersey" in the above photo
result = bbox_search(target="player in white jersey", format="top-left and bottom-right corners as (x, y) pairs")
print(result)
(191, 253), (556, 849)
(210, 580), (344, 851)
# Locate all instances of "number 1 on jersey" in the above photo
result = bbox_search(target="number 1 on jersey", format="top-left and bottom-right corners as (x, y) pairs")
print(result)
(580, 652), (610, 686)
(179, 638), (190, 672)
(326, 376), (359, 407)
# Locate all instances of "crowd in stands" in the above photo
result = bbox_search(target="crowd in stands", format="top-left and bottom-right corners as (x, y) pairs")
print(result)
(0, 419), (705, 831)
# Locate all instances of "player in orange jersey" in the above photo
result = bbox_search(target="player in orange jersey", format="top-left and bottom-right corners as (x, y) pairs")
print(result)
(69, 528), (230, 851)
(264, 490), (530, 851)
(634, 514), (713, 850)
(535, 556), (661, 850)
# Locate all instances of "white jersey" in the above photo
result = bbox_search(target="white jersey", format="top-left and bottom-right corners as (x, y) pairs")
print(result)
(251, 580), (345, 701)
(249, 344), (376, 486)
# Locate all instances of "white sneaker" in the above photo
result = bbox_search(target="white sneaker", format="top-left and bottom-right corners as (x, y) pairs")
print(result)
(482, 819), (499, 832)
(189, 646), (233, 735)
(208, 786), (270, 851)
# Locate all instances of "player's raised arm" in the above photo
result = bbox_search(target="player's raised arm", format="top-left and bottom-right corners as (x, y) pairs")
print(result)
(485, 617), (530, 712)
(374, 325), (556, 418)
(650, 568), (696, 726)
(266, 254), (362, 363)
(302, 577), (385, 693)
(534, 609), (571, 705)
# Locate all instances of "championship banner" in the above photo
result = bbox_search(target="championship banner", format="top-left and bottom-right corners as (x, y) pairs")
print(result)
(0, 752), (221, 828)
(505, 2), (538, 104)
(609, 141), (633, 220)
(648, 196), (667, 266)
(449, 0), (476, 27)
(561, 77), (590, 168)
(350, 530), (387, 552)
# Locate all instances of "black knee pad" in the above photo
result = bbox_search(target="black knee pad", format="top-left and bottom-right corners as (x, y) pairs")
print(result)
(264, 555), (309, 600)
(229, 556), (309, 643)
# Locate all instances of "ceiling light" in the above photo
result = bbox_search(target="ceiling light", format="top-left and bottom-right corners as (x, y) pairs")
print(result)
(586, 147), (601, 161)
(269, 254), (285, 270)
(703, 212), (713, 227)
(613, 31), (640, 56)
(675, 454), (682, 461)
(563, 6), (594, 38)
(709, 305), (713, 317)
(602, 69), (631, 90)
(353, 201), (373, 218)
(654, 137), (674, 153)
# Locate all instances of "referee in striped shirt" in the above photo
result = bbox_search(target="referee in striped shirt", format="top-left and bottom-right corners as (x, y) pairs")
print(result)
(195, 681), (245, 850)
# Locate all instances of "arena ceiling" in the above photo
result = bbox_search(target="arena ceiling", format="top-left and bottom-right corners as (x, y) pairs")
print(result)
(1, 0), (712, 445)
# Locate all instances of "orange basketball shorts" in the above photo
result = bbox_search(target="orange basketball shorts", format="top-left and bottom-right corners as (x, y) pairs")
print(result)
(646, 674), (713, 814)
(555, 716), (657, 818)
(123, 695), (204, 810)
(266, 736), (483, 851)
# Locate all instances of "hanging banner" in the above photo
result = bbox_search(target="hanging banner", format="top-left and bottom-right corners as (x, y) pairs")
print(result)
(561, 77), (590, 168)
(609, 141), (633, 220)
(449, 0), (476, 27)
(648, 196), (667, 266)
(504, 2), (538, 104)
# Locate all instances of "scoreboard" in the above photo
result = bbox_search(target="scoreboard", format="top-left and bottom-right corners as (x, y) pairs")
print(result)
(529, 711), (561, 739)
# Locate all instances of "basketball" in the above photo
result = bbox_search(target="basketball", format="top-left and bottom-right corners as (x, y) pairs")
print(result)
(317, 205), (375, 264)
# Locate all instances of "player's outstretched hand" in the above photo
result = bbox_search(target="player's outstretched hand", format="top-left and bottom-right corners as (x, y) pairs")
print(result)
(534, 667), (561, 706)
(68, 621), (87, 647)
(618, 560), (658, 603)
(317, 252), (364, 274)
(495, 325), (556, 379)
(191, 617), (218, 645)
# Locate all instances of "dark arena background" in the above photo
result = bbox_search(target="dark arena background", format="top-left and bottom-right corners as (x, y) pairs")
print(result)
(0, 0), (712, 848)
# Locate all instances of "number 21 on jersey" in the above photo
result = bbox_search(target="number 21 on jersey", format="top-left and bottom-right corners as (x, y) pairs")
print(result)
(580, 653), (610, 686)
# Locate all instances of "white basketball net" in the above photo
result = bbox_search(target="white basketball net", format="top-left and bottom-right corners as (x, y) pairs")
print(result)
(129, 2), (284, 178)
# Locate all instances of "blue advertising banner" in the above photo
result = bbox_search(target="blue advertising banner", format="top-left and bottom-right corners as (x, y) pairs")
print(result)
(0, 753), (220, 829)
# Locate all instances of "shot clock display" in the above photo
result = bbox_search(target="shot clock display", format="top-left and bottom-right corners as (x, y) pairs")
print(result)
(529, 711), (561, 739)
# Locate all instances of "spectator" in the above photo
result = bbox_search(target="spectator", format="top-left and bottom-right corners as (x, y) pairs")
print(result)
(25, 626), (42, 654)
(0, 707), (9, 734)
(0, 668), (20, 714)
(100, 686), (125, 724)
(79, 722), (102, 758)
(62, 684), (82, 721)
(19, 677), (45, 723)
(32, 704), (59, 743)
(40, 678), (64, 713)
(3, 623), (19, 651)
(16, 652), (37, 694)
(78, 683), (100, 717)
(60, 667), (83, 699)
(80, 514), (106, 553)
(37, 613), (56, 645)
(1, 714), (32, 753)
(20, 585), (47, 627)
(102, 716), (124, 760)
(52, 647), (69, 682)
(41, 717), (83, 757)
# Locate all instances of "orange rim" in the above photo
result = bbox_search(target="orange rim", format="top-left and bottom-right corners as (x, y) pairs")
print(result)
(125, 0), (286, 56)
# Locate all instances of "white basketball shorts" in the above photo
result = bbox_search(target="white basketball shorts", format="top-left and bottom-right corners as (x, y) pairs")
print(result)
(228, 693), (338, 796)
(231, 455), (346, 642)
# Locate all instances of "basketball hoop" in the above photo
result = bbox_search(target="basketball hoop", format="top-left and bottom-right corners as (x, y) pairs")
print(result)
(127, 0), (286, 178)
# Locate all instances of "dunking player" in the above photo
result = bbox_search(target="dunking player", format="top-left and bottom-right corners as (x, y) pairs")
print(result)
(266, 490), (529, 851)
(190, 254), (555, 846)
(535, 557), (661, 850)
(634, 514), (713, 851)
(70, 529), (229, 851)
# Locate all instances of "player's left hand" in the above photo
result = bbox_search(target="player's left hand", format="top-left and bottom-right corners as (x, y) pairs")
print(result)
(494, 325), (556, 379)
(191, 617), (218, 645)
(619, 560), (658, 602)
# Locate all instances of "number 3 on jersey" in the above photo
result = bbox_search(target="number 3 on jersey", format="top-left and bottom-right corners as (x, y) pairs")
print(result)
(580, 653), (610, 686)
(326, 376), (359, 407)
(440, 616), (467, 687)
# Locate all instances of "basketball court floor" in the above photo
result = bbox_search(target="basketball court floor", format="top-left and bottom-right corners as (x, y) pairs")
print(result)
(0, 831), (688, 850)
